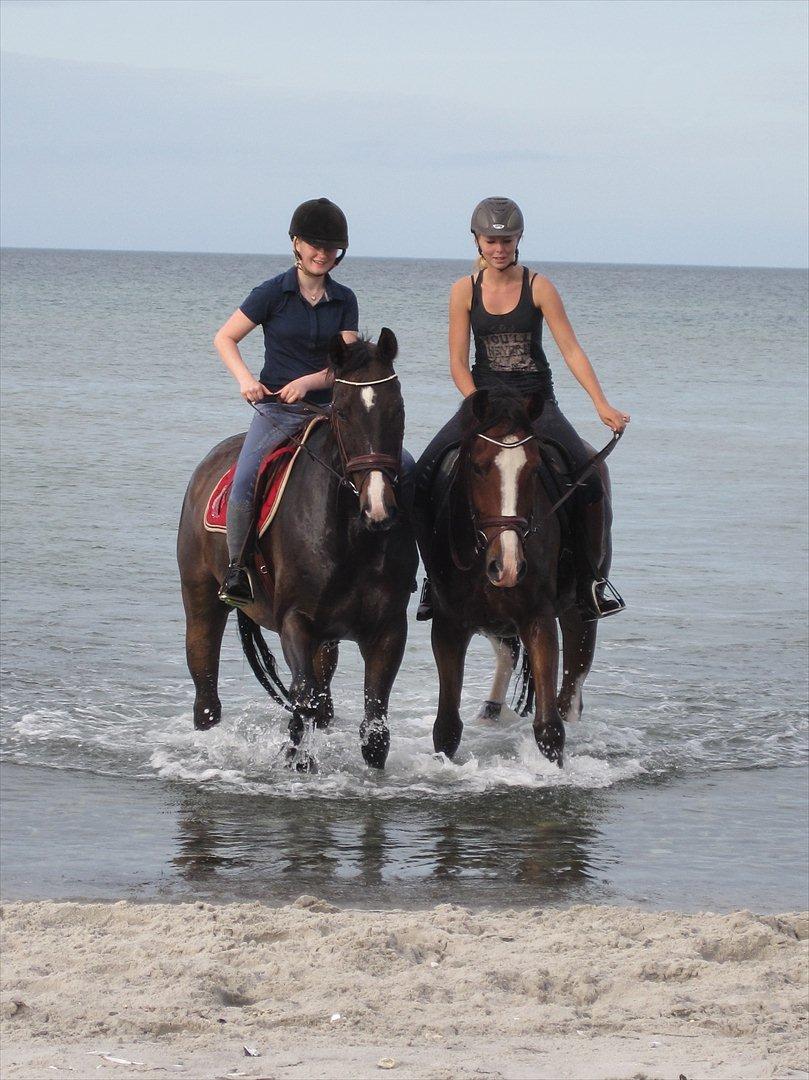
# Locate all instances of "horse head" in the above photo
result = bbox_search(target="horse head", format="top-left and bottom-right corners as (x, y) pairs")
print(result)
(329, 329), (404, 531)
(461, 388), (544, 588)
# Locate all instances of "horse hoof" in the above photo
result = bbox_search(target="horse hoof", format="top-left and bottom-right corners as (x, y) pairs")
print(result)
(477, 700), (502, 723)
(284, 745), (319, 774)
(361, 726), (390, 769)
(536, 737), (564, 768)
(194, 705), (221, 731)
(315, 700), (334, 730)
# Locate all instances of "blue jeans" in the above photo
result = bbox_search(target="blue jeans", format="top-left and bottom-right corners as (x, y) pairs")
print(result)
(227, 400), (416, 561)
(227, 401), (313, 560)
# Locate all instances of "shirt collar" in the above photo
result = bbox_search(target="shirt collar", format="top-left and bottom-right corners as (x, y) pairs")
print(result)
(282, 265), (332, 302)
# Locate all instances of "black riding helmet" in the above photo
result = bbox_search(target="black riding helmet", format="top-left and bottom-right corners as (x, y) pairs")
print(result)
(470, 197), (524, 266)
(289, 198), (349, 264)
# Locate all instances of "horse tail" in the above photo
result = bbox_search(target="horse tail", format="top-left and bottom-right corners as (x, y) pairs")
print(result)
(512, 644), (535, 716)
(236, 610), (292, 711)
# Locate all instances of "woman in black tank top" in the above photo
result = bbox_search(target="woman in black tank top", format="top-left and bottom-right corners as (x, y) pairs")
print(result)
(414, 196), (630, 620)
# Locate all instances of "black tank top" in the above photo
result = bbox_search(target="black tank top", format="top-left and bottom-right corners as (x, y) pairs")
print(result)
(470, 267), (554, 399)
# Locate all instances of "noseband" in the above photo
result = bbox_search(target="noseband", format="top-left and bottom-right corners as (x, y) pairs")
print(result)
(331, 372), (401, 493)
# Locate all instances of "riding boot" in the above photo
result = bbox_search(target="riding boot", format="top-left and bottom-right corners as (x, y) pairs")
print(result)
(218, 560), (255, 609)
(416, 578), (433, 621)
(575, 497), (625, 621)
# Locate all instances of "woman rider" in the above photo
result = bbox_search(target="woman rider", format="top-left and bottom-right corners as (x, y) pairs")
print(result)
(214, 198), (358, 608)
(415, 196), (629, 621)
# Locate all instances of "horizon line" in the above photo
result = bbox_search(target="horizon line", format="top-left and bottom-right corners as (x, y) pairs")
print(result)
(0, 243), (806, 273)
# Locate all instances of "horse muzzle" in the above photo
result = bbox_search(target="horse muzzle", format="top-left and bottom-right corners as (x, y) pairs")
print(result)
(479, 517), (529, 588)
(357, 467), (399, 531)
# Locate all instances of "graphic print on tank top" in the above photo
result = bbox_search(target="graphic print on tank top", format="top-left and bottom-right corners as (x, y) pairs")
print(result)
(481, 330), (535, 372)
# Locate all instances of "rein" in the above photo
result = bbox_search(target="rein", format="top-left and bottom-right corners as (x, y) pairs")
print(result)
(247, 372), (402, 498)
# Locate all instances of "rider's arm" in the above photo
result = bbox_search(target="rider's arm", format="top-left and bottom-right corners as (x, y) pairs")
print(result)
(449, 277), (476, 397)
(275, 330), (359, 403)
(213, 309), (268, 403)
(532, 276), (630, 433)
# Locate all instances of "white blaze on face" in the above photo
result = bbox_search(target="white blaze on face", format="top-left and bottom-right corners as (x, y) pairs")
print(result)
(360, 387), (376, 411)
(365, 470), (387, 521)
(494, 438), (527, 578)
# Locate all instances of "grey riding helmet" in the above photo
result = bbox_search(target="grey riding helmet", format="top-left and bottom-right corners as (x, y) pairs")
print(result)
(289, 198), (349, 263)
(470, 197), (524, 238)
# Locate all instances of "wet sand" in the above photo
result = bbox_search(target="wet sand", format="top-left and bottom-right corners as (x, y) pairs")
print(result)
(2, 897), (807, 1080)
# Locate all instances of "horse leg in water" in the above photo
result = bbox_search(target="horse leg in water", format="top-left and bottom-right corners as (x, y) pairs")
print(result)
(477, 634), (520, 721)
(313, 640), (338, 729)
(181, 574), (230, 730)
(521, 612), (565, 766)
(358, 613), (407, 769)
(279, 611), (320, 769)
(431, 616), (473, 758)
(557, 608), (597, 724)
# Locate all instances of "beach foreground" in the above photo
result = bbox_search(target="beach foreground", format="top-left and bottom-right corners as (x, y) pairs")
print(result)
(2, 898), (807, 1080)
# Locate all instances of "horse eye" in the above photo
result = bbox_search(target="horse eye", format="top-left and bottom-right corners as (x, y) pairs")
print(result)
(472, 463), (486, 476)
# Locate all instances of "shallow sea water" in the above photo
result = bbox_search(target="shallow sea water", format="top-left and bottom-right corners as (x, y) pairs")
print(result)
(1, 248), (807, 910)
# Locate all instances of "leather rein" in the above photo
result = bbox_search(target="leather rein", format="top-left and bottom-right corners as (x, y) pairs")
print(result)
(450, 429), (622, 572)
(248, 372), (401, 498)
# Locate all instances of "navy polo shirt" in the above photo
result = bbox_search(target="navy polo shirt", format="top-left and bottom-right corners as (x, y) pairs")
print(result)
(239, 266), (359, 404)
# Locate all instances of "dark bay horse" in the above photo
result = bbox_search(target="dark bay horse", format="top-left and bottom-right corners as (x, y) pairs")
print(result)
(177, 330), (417, 770)
(419, 389), (615, 767)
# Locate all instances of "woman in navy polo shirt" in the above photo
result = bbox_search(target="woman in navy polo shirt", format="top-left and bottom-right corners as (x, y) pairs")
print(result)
(214, 198), (358, 608)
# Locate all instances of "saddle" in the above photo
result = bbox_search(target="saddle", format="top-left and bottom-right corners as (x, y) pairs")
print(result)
(204, 416), (326, 537)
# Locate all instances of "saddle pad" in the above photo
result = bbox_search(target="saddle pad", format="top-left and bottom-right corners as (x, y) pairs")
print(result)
(204, 415), (326, 537)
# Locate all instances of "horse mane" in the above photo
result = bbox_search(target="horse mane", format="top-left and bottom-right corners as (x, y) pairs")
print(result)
(328, 334), (378, 379)
(458, 389), (532, 449)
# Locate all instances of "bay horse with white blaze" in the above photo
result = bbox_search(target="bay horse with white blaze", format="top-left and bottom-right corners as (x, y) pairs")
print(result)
(177, 330), (417, 770)
(420, 389), (616, 767)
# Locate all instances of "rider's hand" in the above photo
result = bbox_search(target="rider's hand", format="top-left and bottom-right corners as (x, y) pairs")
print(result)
(276, 376), (312, 403)
(596, 402), (630, 434)
(239, 377), (270, 404)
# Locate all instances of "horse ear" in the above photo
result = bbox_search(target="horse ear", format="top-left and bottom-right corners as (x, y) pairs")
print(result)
(376, 327), (398, 366)
(470, 388), (490, 422)
(523, 391), (546, 423)
(330, 334), (350, 369)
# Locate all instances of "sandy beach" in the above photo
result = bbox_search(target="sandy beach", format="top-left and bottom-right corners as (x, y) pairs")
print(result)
(1, 897), (807, 1080)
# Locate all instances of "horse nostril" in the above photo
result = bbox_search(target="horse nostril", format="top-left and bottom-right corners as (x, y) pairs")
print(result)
(487, 559), (501, 578)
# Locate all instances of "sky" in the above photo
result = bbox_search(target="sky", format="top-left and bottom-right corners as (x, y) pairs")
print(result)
(1, 0), (807, 266)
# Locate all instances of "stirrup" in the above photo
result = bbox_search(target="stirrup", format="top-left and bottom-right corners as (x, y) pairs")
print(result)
(586, 578), (626, 621)
(416, 579), (433, 621)
(218, 562), (254, 609)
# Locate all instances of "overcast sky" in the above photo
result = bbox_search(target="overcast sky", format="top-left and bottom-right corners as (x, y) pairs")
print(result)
(1, 0), (807, 266)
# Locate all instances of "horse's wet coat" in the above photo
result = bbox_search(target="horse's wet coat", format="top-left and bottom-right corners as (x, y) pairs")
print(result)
(177, 330), (417, 770)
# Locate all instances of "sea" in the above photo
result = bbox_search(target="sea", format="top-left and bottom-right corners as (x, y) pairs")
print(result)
(1, 248), (807, 913)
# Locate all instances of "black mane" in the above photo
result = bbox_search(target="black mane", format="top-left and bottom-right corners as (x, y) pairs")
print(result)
(328, 334), (378, 378)
(459, 388), (532, 447)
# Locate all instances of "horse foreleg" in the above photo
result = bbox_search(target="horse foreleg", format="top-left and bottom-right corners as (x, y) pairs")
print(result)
(358, 614), (407, 769)
(557, 607), (597, 724)
(477, 634), (520, 722)
(181, 577), (230, 730)
(432, 617), (472, 759)
(313, 640), (338, 729)
(522, 613), (565, 766)
(279, 612), (319, 768)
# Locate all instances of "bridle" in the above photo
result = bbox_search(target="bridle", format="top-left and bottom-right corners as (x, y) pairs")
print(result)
(248, 371), (402, 499)
(450, 428), (622, 572)
(331, 373), (401, 492)
(451, 433), (534, 571)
